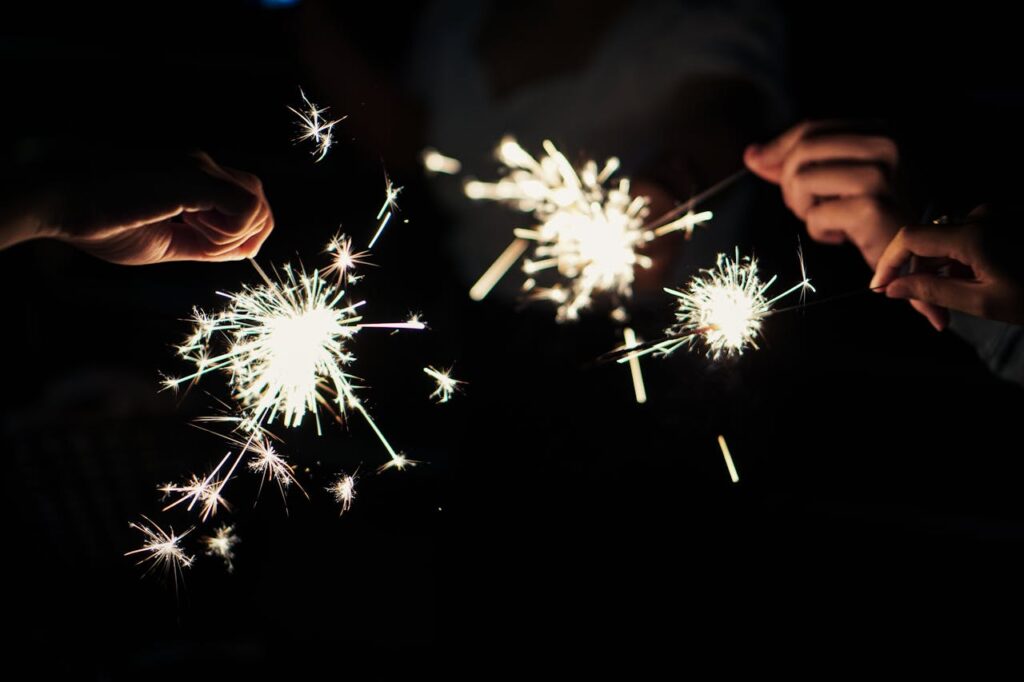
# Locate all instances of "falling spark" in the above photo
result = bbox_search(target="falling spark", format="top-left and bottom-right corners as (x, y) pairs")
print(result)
(203, 524), (240, 573)
(423, 365), (464, 404)
(324, 232), (372, 285)
(378, 452), (417, 474)
(717, 435), (740, 484)
(421, 148), (462, 175)
(165, 253), (423, 477)
(246, 435), (307, 506)
(620, 327), (647, 404)
(376, 172), (403, 220)
(465, 137), (713, 321)
(621, 249), (814, 362)
(326, 473), (357, 515)
(368, 210), (393, 250)
(159, 455), (233, 521)
(288, 88), (346, 162)
(125, 516), (194, 584)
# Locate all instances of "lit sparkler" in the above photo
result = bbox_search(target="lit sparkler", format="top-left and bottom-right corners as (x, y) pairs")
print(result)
(125, 516), (194, 584)
(326, 472), (357, 515)
(288, 88), (346, 162)
(203, 524), (240, 573)
(619, 249), (814, 362)
(465, 137), (713, 321)
(165, 248), (424, 484)
(423, 365), (463, 404)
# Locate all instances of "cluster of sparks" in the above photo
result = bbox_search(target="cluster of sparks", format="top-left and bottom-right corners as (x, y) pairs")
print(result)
(289, 89), (346, 162)
(125, 517), (194, 585)
(621, 249), (814, 362)
(465, 137), (713, 322)
(326, 473), (357, 515)
(203, 524), (240, 573)
(423, 366), (463, 404)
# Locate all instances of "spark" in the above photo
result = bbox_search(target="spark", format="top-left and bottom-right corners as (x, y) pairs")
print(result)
(619, 327), (647, 404)
(159, 451), (234, 520)
(619, 249), (814, 362)
(717, 435), (740, 483)
(465, 137), (713, 321)
(203, 524), (240, 573)
(288, 88), (346, 162)
(166, 256), (422, 474)
(246, 435), (307, 505)
(326, 472), (357, 515)
(323, 232), (372, 285)
(421, 148), (462, 175)
(368, 171), (403, 249)
(125, 516), (194, 585)
(378, 452), (417, 474)
(423, 365), (464, 404)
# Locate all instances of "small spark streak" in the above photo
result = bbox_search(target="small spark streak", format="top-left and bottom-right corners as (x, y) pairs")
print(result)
(464, 137), (714, 321)
(368, 210), (392, 250)
(469, 238), (530, 301)
(423, 365), (464, 404)
(796, 237), (816, 306)
(323, 233), (372, 285)
(421, 148), (462, 175)
(160, 451), (234, 520)
(326, 472), (357, 515)
(378, 452), (417, 474)
(125, 516), (194, 585)
(717, 435), (740, 483)
(621, 327), (647, 404)
(246, 436), (307, 505)
(203, 524), (240, 573)
(376, 172), (403, 220)
(621, 249), (814, 361)
(288, 88), (346, 162)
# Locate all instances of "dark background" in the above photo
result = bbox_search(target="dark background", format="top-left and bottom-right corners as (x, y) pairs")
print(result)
(2, 1), (1023, 674)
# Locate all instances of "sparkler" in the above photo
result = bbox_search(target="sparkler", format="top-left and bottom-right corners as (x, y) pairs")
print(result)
(423, 365), (463, 404)
(617, 249), (814, 362)
(326, 473), (357, 515)
(288, 88), (346, 162)
(125, 516), (194, 584)
(164, 238), (425, 508)
(465, 137), (713, 321)
(203, 524), (240, 573)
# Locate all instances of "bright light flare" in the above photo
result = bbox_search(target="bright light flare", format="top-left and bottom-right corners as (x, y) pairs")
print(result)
(125, 516), (194, 584)
(718, 435), (740, 484)
(203, 524), (240, 573)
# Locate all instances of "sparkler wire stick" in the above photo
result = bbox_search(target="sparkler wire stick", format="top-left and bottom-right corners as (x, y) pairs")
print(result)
(645, 168), (750, 232)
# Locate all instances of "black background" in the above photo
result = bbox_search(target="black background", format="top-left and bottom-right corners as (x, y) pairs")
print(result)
(2, 1), (1023, 675)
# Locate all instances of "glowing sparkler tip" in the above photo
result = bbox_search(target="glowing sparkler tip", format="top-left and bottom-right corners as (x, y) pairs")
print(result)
(378, 453), (417, 474)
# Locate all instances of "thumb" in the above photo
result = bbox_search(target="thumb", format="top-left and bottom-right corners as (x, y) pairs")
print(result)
(886, 273), (981, 319)
(744, 122), (811, 184)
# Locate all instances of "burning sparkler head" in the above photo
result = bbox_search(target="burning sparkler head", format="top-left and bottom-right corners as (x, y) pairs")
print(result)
(466, 137), (712, 321)
(662, 250), (813, 359)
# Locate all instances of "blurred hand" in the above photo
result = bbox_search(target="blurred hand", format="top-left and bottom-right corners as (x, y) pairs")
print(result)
(744, 121), (902, 269)
(870, 206), (1024, 330)
(48, 152), (273, 265)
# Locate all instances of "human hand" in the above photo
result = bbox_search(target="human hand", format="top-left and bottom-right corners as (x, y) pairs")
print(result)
(44, 152), (273, 265)
(869, 206), (1024, 330)
(744, 121), (902, 269)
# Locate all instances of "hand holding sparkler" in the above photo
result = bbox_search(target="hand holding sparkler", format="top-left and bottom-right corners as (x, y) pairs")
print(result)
(745, 121), (903, 269)
(11, 151), (274, 264)
(871, 205), (1024, 330)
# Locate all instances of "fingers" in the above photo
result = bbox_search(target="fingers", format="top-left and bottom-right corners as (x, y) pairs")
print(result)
(783, 164), (888, 220)
(779, 135), (896, 194)
(805, 196), (900, 267)
(744, 121), (815, 183)
(870, 224), (976, 290)
(882, 273), (982, 329)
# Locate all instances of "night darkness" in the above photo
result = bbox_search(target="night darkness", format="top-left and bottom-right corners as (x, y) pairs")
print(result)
(2, 1), (1023, 675)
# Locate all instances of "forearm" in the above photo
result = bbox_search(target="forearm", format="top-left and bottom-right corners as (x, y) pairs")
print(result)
(0, 182), (54, 251)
